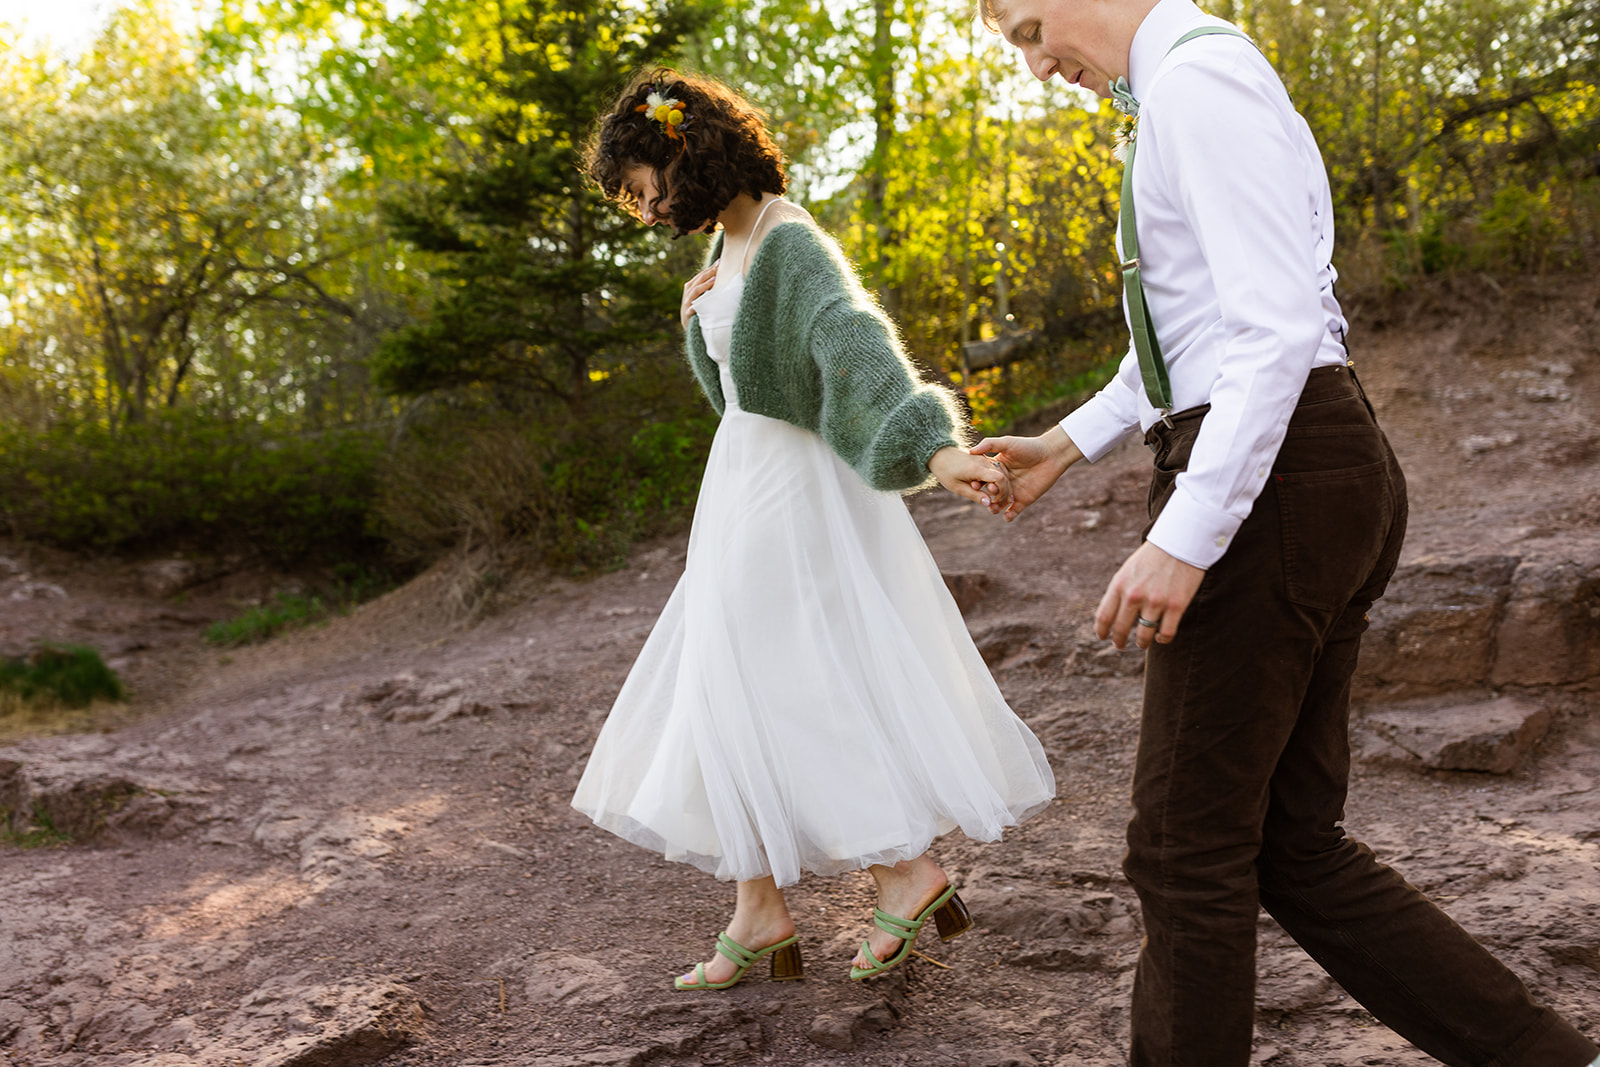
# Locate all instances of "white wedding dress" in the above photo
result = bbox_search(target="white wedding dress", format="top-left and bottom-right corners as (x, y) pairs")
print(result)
(572, 218), (1055, 887)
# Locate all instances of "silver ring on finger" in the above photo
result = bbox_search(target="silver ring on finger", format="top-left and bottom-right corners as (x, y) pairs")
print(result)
(1135, 616), (1159, 629)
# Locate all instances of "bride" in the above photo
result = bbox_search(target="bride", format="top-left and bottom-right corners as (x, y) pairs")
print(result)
(572, 69), (1056, 990)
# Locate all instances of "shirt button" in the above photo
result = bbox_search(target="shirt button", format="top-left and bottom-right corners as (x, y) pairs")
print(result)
(1215, 536), (1227, 547)
(1257, 466), (1267, 478)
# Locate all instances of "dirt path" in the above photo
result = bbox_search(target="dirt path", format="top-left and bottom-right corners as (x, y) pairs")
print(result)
(1, 277), (1597, 1067)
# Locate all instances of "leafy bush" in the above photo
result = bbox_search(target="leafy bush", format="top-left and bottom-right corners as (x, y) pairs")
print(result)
(961, 329), (1128, 437)
(375, 357), (716, 574)
(0, 409), (383, 563)
(0, 645), (125, 709)
(1473, 182), (1564, 273)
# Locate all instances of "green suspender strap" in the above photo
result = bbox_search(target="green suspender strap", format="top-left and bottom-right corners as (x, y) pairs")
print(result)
(1111, 24), (1251, 424)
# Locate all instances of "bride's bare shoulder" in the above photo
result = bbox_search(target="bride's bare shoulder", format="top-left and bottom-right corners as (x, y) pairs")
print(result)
(743, 200), (820, 270)
(758, 200), (818, 237)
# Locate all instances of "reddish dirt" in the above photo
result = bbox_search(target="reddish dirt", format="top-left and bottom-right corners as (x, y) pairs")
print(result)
(1, 275), (1597, 1067)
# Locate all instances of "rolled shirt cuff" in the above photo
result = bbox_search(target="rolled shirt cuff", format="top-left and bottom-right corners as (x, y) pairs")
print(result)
(1145, 480), (1242, 570)
(1059, 400), (1136, 464)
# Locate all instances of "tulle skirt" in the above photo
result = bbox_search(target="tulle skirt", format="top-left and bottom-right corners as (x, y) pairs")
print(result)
(570, 407), (1055, 886)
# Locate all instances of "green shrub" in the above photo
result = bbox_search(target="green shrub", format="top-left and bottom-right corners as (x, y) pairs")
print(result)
(0, 409), (383, 563)
(0, 644), (124, 709)
(375, 356), (716, 574)
(1473, 182), (1563, 273)
(960, 329), (1127, 438)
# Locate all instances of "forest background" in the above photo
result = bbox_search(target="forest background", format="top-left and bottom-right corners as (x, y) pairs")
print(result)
(0, 0), (1596, 590)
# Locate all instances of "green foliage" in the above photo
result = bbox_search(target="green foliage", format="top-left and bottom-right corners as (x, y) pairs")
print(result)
(964, 336), (1127, 437)
(0, 807), (75, 849)
(203, 593), (329, 647)
(1473, 182), (1565, 271)
(0, 645), (125, 709)
(1233, 0), (1600, 284)
(0, 410), (383, 562)
(371, 0), (716, 401)
(0, 0), (395, 432)
(4, 0), (1598, 576)
(375, 353), (715, 572)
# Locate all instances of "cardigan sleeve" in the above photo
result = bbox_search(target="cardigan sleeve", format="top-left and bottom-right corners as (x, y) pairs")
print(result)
(778, 228), (964, 492)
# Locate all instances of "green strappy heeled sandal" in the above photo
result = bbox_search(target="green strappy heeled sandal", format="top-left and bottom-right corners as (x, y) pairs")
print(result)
(674, 931), (804, 991)
(850, 884), (973, 981)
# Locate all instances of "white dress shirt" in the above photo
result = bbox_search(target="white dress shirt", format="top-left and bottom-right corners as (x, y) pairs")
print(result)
(1059, 0), (1350, 569)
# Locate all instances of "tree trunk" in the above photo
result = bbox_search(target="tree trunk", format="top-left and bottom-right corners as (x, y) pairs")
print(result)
(867, 0), (895, 309)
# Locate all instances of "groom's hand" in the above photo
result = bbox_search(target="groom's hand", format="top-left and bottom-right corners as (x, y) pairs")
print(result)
(1097, 541), (1206, 649)
(968, 425), (1083, 521)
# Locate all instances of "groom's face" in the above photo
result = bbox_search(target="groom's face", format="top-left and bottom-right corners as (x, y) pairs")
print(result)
(993, 0), (1125, 100)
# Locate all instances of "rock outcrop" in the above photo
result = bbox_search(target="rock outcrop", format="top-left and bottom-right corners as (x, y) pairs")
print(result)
(1357, 539), (1600, 696)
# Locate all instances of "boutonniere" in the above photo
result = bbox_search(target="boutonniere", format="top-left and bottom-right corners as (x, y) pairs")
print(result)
(1108, 75), (1140, 163)
(1113, 113), (1138, 163)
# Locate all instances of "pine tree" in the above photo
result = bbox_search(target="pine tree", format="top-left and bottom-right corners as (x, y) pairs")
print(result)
(374, 0), (714, 403)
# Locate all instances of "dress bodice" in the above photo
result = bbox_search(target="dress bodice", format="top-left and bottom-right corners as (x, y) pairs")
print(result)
(691, 271), (746, 411)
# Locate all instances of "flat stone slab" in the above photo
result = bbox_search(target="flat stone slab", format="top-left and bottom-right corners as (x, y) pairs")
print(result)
(1361, 696), (1550, 773)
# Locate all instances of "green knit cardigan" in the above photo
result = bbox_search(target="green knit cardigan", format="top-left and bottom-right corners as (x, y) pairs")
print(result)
(685, 221), (966, 493)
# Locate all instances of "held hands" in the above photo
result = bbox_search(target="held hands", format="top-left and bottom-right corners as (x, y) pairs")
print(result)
(928, 447), (1011, 514)
(967, 425), (1083, 522)
(681, 262), (719, 330)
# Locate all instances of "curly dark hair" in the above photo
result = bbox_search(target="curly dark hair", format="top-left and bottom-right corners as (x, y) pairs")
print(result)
(586, 69), (788, 238)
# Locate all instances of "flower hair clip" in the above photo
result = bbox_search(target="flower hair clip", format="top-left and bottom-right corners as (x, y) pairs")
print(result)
(636, 88), (690, 140)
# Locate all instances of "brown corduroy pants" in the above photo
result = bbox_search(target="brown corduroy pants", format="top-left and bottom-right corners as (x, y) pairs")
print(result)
(1124, 364), (1598, 1067)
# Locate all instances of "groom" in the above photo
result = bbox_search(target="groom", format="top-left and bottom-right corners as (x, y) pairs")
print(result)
(974, 0), (1600, 1065)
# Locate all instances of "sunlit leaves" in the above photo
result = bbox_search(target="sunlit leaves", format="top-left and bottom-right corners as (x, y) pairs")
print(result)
(0, 0), (395, 429)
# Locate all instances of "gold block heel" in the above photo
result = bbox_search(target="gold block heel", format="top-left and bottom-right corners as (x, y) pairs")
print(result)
(852, 883), (965, 980)
(770, 941), (804, 981)
(674, 932), (802, 991)
(932, 891), (973, 942)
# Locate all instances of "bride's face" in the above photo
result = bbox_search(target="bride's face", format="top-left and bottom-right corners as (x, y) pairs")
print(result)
(621, 163), (672, 227)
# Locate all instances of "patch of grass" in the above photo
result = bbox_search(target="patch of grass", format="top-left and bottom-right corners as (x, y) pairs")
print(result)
(0, 644), (124, 709)
(374, 357), (717, 578)
(203, 592), (329, 647)
(0, 690), (128, 741)
(0, 806), (73, 849)
(202, 567), (398, 648)
(330, 562), (400, 607)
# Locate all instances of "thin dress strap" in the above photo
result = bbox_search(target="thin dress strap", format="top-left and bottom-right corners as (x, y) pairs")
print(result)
(739, 197), (787, 275)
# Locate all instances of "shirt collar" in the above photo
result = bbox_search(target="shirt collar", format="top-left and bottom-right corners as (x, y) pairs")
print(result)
(1127, 0), (1217, 100)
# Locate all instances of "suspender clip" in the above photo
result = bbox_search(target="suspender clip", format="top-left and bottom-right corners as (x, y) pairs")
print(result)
(1120, 257), (1140, 271)
(1159, 408), (1174, 429)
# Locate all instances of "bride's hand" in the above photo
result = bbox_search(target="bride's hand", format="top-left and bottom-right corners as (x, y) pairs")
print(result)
(681, 262), (719, 330)
(968, 425), (1083, 521)
(928, 447), (1011, 514)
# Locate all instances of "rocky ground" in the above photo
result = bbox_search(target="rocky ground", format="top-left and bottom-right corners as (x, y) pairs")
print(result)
(1, 275), (1598, 1067)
